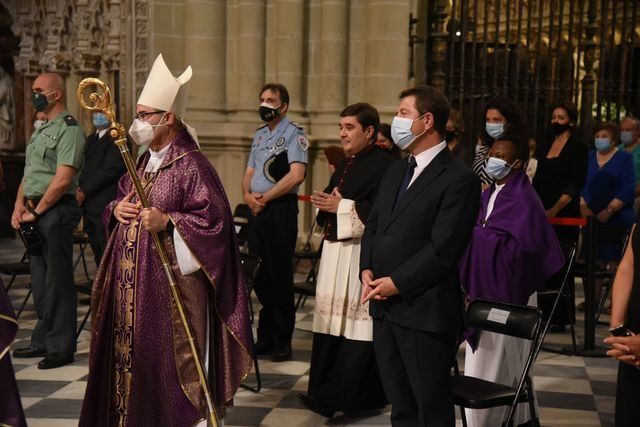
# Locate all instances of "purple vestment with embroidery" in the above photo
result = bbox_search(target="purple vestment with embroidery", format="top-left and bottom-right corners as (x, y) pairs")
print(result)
(80, 129), (252, 426)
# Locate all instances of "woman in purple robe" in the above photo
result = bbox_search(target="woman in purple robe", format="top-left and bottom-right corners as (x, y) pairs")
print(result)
(459, 134), (565, 427)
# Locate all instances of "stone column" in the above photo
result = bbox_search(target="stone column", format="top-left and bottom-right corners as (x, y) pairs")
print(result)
(364, 0), (411, 121)
(226, 0), (266, 121)
(184, 0), (227, 124)
(313, 0), (349, 128)
(265, 0), (306, 117)
(151, 1), (185, 77)
(346, 0), (366, 103)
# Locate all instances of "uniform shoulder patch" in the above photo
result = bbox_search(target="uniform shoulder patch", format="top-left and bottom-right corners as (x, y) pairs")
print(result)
(256, 123), (269, 130)
(63, 115), (78, 126)
(291, 122), (304, 130)
(298, 135), (309, 151)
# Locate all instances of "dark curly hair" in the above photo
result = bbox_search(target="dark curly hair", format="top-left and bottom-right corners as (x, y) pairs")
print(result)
(550, 100), (579, 125)
(481, 97), (528, 144)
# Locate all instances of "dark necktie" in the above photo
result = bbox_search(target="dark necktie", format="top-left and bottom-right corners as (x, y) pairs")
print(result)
(396, 156), (417, 202)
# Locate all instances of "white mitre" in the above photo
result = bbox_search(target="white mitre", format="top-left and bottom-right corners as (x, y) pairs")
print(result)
(137, 54), (199, 144)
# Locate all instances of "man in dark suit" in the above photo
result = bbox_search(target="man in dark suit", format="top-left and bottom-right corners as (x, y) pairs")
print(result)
(360, 86), (480, 427)
(77, 112), (126, 266)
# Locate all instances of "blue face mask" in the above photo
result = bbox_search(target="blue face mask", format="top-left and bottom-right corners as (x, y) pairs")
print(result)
(595, 138), (612, 152)
(620, 131), (635, 146)
(93, 112), (110, 129)
(484, 156), (513, 180)
(485, 122), (505, 139)
(391, 114), (427, 150)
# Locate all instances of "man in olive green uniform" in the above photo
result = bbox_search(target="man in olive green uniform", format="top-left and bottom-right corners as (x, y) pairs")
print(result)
(10, 73), (84, 369)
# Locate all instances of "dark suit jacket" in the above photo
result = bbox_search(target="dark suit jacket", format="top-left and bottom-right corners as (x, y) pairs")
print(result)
(360, 146), (480, 336)
(78, 131), (127, 216)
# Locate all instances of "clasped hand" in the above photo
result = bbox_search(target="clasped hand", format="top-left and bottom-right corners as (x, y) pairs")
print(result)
(311, 187), (342, 213)
(604, 334), (640, 367)
(245, 192), (266, 216)
(360, 269), (399, 304)
(114, 190), (169, 233)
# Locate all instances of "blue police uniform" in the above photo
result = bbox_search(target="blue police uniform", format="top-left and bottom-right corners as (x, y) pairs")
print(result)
(247, 117), (308, 359)
(248, 117), (308, 194)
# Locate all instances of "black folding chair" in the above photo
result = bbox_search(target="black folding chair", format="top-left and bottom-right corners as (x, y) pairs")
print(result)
(452, 299), (543, 427)
(571, 224), (629, 322)
(537, 240), (578, 353)
(0, 250), (29, 292)
(239, 252), (262, 393)
(594, 226), (630, 322)
(76, 281), (93, 338)
(293, 239), (323, 311)
(293, 213), (323, 310)
(233, 204), (252, 253)
(73, 230), (92, 282)
(240, 252), (261, 323)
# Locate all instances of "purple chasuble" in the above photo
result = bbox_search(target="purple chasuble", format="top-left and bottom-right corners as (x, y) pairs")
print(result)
(0, 278), (27, 427)
(459, 170), (564, 351)
(80, 129), (253, 426)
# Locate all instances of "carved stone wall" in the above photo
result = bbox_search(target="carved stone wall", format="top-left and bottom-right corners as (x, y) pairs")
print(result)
(5, 0), (413, 236)
(7, 0), (145, 136)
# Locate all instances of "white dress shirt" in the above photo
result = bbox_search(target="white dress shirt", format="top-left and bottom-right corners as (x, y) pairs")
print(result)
(97, 128), (108, 139)
(407, 140), (448, 188)
(484, 183), (506, 222)
(144, 143), (172, 173)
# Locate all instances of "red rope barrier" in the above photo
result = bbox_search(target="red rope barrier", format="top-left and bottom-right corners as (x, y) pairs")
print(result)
(548, 217), (587, 227)
(297, 195), (589, 227)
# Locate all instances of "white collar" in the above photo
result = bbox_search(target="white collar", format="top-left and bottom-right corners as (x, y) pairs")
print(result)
(412, 140), (447, 170)
(406, 140), (447, 188)
(149, 142), (172, 158)
(97, 128), (108, 139)
(145, 142), (172, 173)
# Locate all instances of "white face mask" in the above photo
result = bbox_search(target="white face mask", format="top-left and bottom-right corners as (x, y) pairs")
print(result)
(33, 119), (46, 129)
(391, 114), (427, 150)
(128, 115), (166, 146)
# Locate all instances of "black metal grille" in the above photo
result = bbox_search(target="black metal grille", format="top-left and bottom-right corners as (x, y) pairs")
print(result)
(423, 0), (640, 151)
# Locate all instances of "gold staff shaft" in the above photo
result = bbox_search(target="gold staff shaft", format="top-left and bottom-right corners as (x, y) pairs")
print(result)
(77, 78), (219, 427)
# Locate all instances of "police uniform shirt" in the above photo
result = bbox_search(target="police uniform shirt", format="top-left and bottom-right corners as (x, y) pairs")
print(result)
(24, 110), (85, 198)
(248, 116), (308, 194)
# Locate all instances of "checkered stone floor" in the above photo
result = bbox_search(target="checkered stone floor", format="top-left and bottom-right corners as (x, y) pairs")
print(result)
(0, 236), (619, 426)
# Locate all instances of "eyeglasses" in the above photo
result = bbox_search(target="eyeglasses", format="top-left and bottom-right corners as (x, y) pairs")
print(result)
(134, 110), (166, 121)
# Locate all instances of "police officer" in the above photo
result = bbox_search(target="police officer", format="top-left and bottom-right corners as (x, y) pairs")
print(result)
(242, 83), (308, 362)
(10, 72), (84, 369)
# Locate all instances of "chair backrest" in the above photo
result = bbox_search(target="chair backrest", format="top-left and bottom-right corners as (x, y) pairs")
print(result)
(233, 203), (252, 221)
(596, 223), (630, 246)
(533, 239), (577, 359)
(466, 298), (544, 426)
(466, 299), (542, 341)
(541, 239), (578, 296)
(233, 203), (252, 250)
(240, 253), (261, 290)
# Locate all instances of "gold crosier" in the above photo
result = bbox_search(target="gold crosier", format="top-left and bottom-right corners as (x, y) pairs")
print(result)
(77, 78), (219, 427)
